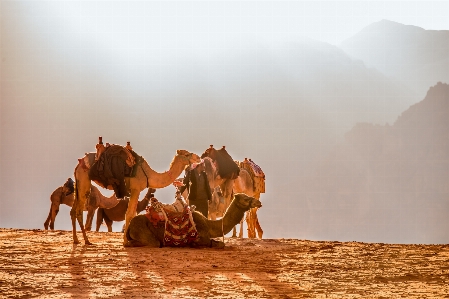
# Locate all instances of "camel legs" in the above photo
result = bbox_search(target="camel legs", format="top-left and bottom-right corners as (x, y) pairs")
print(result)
(70, 208), (79, 244)
(70, 205), (92, 245)
(44, 206), (52, 230)
(123, 188), (140, 245)
(105, 218), (113, 232)
(71, 168), (92, 245)
(95, 208), (103, 232)
(255, 215), (263, 239)
(85, 206), (96, 231)
(44, 202), (60, 230)
(237, 213), (245, 238)
(246, 207), (263, 239)
(95, 208), (113, 232)
(246, 208), (256, 238)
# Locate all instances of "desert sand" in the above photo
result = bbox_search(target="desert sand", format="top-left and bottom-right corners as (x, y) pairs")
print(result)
(0, 228), (448, 298)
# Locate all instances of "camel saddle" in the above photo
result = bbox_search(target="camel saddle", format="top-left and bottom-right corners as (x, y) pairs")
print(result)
(145, 204), (198, 247)
(63, 178), (75, 196)
(239, 159), (266, 193)
(88, 145), (137, 198)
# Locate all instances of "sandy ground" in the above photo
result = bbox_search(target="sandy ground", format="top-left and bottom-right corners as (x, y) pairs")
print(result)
(0, 228), (448, 299)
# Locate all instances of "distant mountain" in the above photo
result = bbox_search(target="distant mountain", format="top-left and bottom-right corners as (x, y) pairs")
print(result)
(341, 19), (449, 97)
(201, 38), (417, 128)
(304, 82), (449, 243)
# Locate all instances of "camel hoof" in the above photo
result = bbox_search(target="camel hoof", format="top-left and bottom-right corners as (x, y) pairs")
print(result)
(210, 240), (225, 249)
(73, 240), (80, 244)
(85, 241), (93, 246)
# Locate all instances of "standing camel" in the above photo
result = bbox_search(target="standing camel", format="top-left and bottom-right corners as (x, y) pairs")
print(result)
(72, 149), (200, 245)
(201, 146), (264, 239)
(44, 181), (119, 231)
(233, 166), (264, 239)
(95, 189), (155, 232)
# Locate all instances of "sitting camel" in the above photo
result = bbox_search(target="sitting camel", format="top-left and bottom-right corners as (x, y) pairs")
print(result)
(44, 179), (119, 231)
(95, 188), (155, 232)
(126, 193), (262, 248)
(72, 148), (200, 245)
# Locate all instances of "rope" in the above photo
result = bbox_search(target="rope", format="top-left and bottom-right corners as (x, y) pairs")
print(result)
(140, 160), (150, 188)
(222, 215), (225, 244)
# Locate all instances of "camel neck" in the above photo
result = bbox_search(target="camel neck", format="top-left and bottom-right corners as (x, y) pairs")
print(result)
(142, 157), (187, 189)
(208, 199), (246, 238)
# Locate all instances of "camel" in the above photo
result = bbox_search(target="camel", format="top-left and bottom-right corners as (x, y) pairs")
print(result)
(233, 167), (263, 239)
(126, 193), (262, 248)
(95, 193), (153, 232)
(44, 180), (119, 231)
(72, 149), (200, 245)
(201, 150), (264, 239)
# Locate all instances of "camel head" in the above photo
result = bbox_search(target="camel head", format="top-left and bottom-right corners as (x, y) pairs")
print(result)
(233, 193), (262, 211)
(175, 150), (201, 166)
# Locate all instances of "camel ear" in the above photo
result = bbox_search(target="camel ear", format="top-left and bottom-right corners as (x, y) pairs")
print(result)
(176, 150), (181, 155)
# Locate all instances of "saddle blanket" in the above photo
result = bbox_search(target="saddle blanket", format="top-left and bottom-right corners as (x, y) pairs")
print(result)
(145, 205), (199, 247)
(239, 159), (266, 193)
(246, 159), (265, 178)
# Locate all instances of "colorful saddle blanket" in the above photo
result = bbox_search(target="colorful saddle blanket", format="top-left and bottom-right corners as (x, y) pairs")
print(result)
(239, 159), (266, 193)
(242, 159), (265, 178)
(145, 204), (199, 247)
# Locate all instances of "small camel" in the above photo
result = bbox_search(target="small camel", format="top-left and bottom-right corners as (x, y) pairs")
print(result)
(95, 189), (155, 232)
(232, 166), (264, 239)
(126, 193), (262, 248)
(44, 180), (119, 231)
(72, 149), (200, 245)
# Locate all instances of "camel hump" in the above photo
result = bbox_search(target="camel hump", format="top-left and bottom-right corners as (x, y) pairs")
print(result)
(203, 146), (240, 180)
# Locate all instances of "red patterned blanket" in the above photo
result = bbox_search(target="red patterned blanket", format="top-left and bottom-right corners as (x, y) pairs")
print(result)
(145, 204), (199, 247)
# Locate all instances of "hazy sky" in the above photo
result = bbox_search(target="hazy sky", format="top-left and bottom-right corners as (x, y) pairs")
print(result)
(1, 0), (448, 243)
(8, 1), (449, 52)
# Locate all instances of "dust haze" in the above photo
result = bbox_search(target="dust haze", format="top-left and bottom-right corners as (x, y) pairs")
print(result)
(1, 1), (448, 244)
